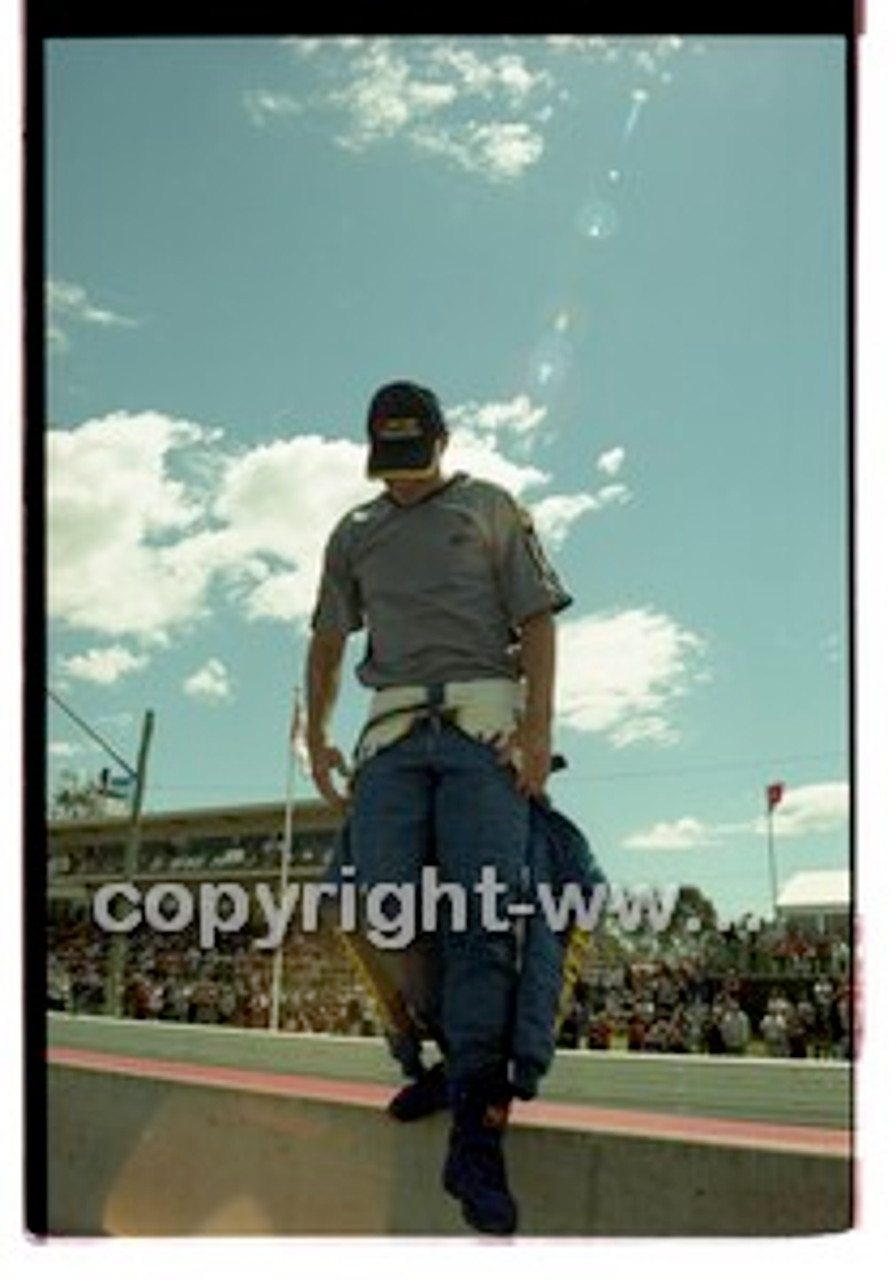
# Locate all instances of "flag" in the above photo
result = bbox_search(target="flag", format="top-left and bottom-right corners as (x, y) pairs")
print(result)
(766, 781), (785, 812)
(288, 688), (310, 773)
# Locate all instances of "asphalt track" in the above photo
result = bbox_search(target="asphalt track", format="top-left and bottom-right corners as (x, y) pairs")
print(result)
(44, 1013), (854, 1237)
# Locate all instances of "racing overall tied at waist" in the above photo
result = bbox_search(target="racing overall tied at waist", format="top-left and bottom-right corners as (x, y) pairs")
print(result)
(354, 677), (525, 766)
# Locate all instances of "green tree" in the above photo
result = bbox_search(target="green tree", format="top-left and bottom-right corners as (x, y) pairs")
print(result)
(666, 884), (719, 938)
(49, 769), (108, 820)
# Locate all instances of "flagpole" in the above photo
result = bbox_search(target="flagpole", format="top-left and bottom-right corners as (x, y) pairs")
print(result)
(270, 686), (301, 1032)
(766, 805), (779, 922)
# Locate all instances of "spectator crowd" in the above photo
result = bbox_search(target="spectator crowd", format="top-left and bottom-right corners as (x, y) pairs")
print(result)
(559, 956), (850, 1059)
(47, 911), (381, 1037)
(47, 898), (852, 1060)
(559, 906), (852, 1058)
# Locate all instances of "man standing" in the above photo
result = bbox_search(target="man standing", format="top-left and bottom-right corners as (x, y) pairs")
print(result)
(304, 380), (572, 1235)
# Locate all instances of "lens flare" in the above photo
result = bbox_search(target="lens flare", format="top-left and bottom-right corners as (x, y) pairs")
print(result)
(575, 198), (619, 241)
(525, 307), (577, 400)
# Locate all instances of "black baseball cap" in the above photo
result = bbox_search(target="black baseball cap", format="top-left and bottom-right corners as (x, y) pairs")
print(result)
(366, 381), (447, 479)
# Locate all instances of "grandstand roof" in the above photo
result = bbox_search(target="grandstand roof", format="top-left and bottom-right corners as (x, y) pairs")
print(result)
(776, 869), (850, 917)
(48, 797), (338, 842)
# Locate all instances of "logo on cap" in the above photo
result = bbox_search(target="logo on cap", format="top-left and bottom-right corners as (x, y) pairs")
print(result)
(373, 416), (426, 441)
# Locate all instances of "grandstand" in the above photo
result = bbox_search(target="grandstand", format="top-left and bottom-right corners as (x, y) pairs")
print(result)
(46, 799), (380, 1033)
(48, 797), (340, 894)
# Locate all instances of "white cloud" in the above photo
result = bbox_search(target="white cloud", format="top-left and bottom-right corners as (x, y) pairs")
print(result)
(447, 429), (547, 497)
(58, 645), (149, 685)
(429, 46), (549, 104)
(491, 54), (546, 102)
(545, 35), (686, 70)
(529, 493), (598, 547)
(283, 37), (367, 59)
(446, 395), (554, 485)
(262, 37), (690, 182)
(242, 569), (310, 624)
(556, 608), (707, 744)
(329, 40), (458, 147)
(759, 781), (850, 837)
(623, 817), (717, 851)
(595, 483), (632, 511)
(414, 120), (543, 181)
(468, 121), (544, 179)
(262, 37), (553, 183)
(450, 395), (547, 444)
(243, 89), (304, 127)
(544, 37), (611, 55)
(46, 412), (215, 638)
(448, 409), (632, 543)
(208, 434), (375, 622)
(623, 780), (850, 852)
(47, 278), (137, 351)
(183, 658), (232, 703)
(597, 446), (625, 477)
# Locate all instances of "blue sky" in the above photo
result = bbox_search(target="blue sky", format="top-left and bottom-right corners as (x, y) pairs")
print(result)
(44, 35), (851, 922)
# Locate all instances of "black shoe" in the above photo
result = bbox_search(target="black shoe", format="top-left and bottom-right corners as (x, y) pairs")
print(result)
(387, 1061), (449, 1121)
(443, 1085), (518, 1235)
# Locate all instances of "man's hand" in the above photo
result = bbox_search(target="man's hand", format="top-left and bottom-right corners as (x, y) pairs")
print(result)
(305, 628), (350, 809)
(307, 739), (352, 810)
(502, 716), (552, 798)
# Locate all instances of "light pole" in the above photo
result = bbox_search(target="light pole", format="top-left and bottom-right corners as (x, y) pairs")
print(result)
(47, 689), (154, 1016)
(105, 709), (155, 1016)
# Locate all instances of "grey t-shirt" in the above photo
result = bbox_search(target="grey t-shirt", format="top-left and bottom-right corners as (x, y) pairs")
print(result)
(311, 473), (573, 688)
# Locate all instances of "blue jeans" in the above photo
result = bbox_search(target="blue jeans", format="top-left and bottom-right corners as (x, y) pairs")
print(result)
(348, 720), (530, 1086)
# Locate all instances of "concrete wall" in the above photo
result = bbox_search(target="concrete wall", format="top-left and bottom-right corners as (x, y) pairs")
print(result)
(47, 1063), (852, 1238)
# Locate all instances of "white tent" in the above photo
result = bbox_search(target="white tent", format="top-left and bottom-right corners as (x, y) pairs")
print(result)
(776, 869), (851, 923)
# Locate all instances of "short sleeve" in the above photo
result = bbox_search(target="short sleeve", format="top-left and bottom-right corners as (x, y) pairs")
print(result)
(492, 493), (573, 625)
(310, 524), (364, 634)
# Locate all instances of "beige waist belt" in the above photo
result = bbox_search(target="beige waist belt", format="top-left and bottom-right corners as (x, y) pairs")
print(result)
(355, 678), (524, 764)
